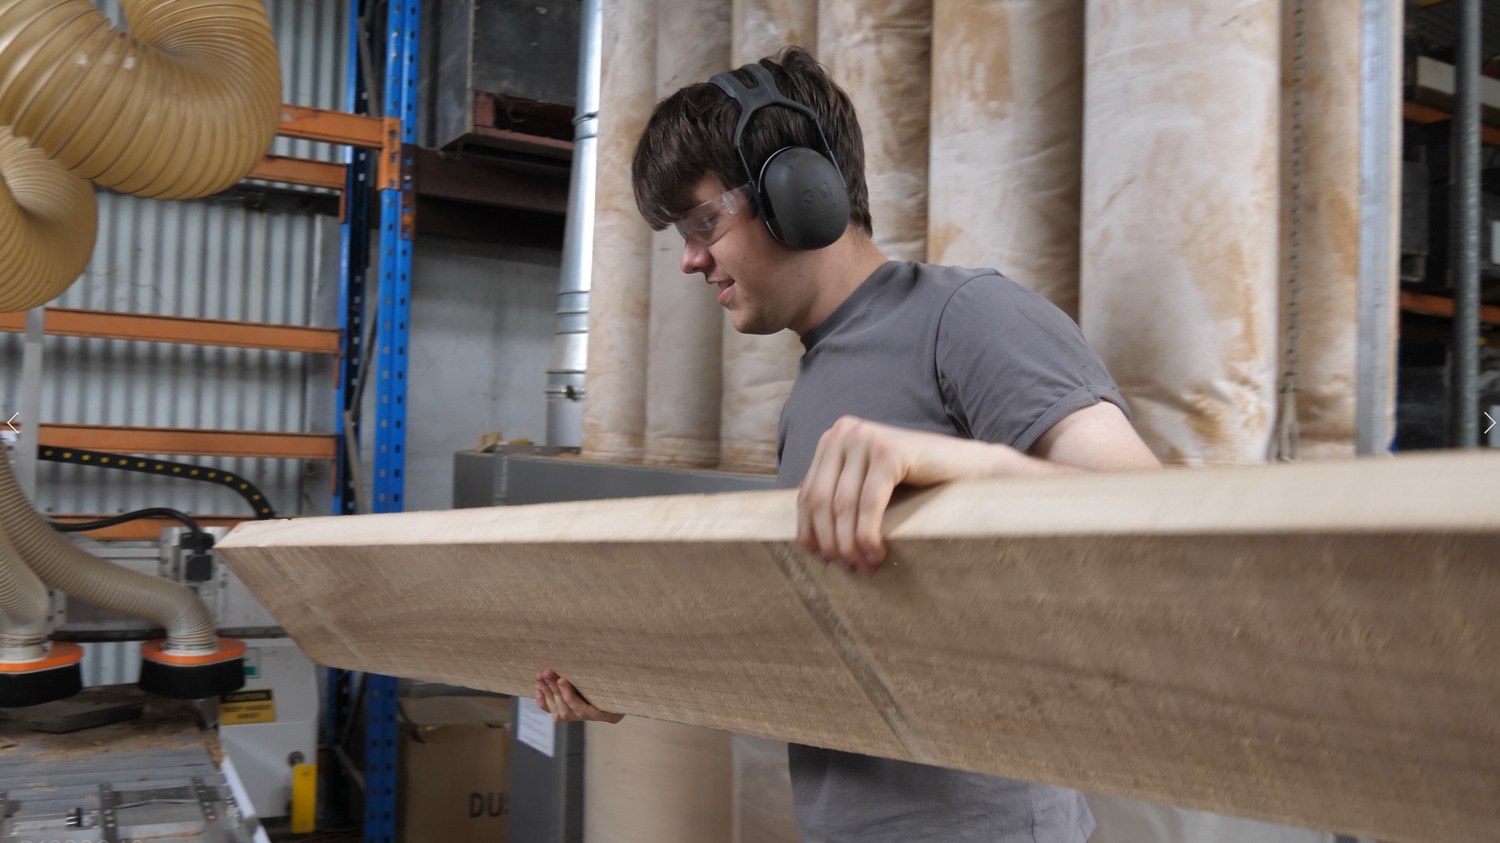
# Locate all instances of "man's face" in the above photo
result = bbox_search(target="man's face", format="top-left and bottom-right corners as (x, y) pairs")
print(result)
(677, 175), (803, 335)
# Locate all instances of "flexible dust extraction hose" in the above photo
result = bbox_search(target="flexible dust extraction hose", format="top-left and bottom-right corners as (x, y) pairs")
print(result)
(0, 448), (217, 653)
(0, 0), (282, 312)
(0, 126), (97, 311)
(0, 519), (49, 662)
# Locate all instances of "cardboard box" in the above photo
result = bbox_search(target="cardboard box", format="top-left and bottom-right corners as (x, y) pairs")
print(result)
(398, 696), (512, 843)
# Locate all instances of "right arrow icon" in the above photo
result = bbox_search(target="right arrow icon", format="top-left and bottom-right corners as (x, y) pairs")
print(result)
(1486, 412), (1496, 436)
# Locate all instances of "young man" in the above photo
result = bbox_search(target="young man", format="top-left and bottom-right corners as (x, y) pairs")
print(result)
(537, 47), (1161, 842)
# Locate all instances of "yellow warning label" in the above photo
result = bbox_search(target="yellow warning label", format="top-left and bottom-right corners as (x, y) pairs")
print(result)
(220, 688), (276, 724)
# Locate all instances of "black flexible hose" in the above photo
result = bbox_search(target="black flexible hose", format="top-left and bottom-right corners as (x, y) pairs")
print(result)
(51, 507), (205, 542)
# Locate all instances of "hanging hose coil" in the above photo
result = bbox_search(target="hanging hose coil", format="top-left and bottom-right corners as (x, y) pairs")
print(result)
(0, 0), (282, 311)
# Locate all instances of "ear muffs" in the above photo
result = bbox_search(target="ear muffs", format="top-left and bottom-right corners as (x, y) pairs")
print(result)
(759, 147), (850, 250)
(710, 63), (851, 251)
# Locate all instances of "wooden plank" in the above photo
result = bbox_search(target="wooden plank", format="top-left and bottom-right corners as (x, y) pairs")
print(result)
(0, 307), (341, 353)
(217, 451), (1500, 843)
(1400, 290), (1500, 325)
(35, 424), (336, 459)
(48, 515), (256, 541)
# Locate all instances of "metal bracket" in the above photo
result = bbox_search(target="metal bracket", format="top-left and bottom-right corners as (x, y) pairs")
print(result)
(192, 776), (227, 843)
(98, 783), (118, 843)
(400, 142), (417, 239)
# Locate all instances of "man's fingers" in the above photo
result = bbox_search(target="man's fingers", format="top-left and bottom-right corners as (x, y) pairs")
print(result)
(855, 455), (900, 570)
(558, 679), (595, 718)
(805, 431), (847, 562)
(831, 438), (870, 566)
(797, 431), (832, 552)
(544, 677), (574, 722)
(541, 687), (564, 721)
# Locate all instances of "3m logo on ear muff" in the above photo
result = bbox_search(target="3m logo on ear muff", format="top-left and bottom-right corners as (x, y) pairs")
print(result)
(802, 183), (832, 207)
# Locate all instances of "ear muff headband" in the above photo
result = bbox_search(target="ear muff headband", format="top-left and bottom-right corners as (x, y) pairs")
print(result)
(711, 64), (845, 187)
(709, 63), (850, 250)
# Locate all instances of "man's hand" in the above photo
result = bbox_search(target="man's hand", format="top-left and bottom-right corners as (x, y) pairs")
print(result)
(534, 669), (624, 724)
(797, 404), (1158, 573)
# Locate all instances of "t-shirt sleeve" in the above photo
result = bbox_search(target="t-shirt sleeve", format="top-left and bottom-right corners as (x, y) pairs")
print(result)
(936, 274), (1129, 453)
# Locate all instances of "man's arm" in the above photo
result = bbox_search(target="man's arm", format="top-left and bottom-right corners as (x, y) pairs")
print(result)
(796, 402), (1160, 572)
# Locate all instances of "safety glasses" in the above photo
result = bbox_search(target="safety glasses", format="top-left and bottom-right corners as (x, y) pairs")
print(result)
(673, 183), (756, 248)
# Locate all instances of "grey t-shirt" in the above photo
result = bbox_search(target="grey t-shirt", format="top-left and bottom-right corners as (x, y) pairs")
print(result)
(776, 260), (1126, 843)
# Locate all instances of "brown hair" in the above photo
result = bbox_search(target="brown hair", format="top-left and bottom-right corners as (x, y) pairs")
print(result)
(631, 47), (871, 236)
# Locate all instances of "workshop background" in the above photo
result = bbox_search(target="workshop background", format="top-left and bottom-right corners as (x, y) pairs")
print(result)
(0, 0), (1494, 842)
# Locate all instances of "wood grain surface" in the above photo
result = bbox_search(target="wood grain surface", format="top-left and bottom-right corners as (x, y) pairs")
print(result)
(217, 451), (1500, 843)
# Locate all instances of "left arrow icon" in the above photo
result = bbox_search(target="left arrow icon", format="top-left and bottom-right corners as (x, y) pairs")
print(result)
(4, 413), (17, 433)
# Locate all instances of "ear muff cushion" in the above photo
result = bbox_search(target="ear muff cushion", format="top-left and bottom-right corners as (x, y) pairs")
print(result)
(759, 147), (850, 250)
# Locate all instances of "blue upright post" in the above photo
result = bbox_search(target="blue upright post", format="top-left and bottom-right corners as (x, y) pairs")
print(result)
(329, 0), (374, 829)
(364, 1), (420, 841)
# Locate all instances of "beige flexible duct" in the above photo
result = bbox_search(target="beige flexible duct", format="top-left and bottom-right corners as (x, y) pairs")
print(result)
(817, 0), (931, 262)
(581, 0), (657, 463)
(731, 734), (800, 843)
(731, 0), (816, 63)
(1275, 0), (1361, 459)
(717, 0), (815, 475)
(585, 718), (733, 843)
(0, 518), (49, 661)
(1079, 0), (1280, 464)
(0, 0), (282, 312)
(928, 0), (1084, 319)
(0, 448), (217, 653)
(0, 126), (96, 312)
(642, 0), (731, 468)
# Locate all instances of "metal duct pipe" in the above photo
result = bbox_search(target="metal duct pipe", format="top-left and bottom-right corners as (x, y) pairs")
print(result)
(0, 518), (49, 663)
(0, 443), (217, 654)
(1353, 0), (1403, 454)
(1451, 0), (1481, 448)
(547, 0), (604, 447)
(0, 0), (282, 312)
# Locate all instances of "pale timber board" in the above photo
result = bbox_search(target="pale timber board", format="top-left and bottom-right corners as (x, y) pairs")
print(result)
(218, 451), (1500, 843)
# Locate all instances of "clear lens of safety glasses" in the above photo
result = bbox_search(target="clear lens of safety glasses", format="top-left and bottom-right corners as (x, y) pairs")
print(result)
(673, 184), (754, 248)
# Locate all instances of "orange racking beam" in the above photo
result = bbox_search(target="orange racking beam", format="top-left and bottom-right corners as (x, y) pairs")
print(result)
(248, 154), (348, 190)
(1403, 101), (1500, 147)
(276, 104), (389, 148)
(1400, 291), (1500, 325)
(32, 425), (337, 460)
(0, 308), (341, 354)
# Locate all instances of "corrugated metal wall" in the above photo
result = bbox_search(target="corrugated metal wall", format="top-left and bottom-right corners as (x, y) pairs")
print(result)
(0, 0), (347, 521)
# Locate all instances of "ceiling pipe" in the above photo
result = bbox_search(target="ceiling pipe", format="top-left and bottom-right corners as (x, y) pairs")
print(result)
(546, 0), (603, 448)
